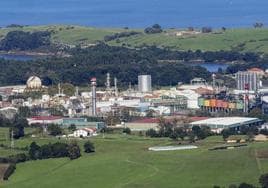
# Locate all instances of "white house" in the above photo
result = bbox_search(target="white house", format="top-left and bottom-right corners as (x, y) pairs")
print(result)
(73, 128), (96, 138)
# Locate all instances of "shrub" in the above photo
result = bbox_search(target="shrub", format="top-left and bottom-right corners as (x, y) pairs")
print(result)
(68, 142), (81, 160)
(84, 141), (95, 153)
(259, 173), (268, 188)
(123, 127), (131, 135)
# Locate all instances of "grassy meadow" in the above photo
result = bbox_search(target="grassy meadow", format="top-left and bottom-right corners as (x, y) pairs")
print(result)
(0, 128), (268, 188)
(1, 25), (268, 53)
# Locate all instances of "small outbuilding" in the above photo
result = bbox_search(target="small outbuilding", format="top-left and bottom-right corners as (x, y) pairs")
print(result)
(73, 128), (96, 138)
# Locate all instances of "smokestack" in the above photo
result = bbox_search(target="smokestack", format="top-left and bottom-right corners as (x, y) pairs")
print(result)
(106, 73), (111, 91)
(90, 77), (97, 116)
(114, 77), (118, 97)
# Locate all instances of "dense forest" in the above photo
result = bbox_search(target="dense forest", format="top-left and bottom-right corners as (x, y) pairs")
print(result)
(0, 31), (51, 51)
(0, 29), (266, 87)
(0, 44), (212, 87)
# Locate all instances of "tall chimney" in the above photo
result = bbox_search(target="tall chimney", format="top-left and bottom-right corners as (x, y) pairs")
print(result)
(90, 77), (97, 116)
(114, 77), (118, 97)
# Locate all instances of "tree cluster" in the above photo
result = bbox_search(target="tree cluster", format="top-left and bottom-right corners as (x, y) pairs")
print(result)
(144, 24), (163, 34)
(221, 125), (260, 141)
(214, 173), (268, 188)
(47, 124), (63, 136)
(146, 117), (212, 141)
(104, 31), (141, 42)
(253, 22), (264, 28)
(0, 30), (51, 51)
(29, 141), (81, 160)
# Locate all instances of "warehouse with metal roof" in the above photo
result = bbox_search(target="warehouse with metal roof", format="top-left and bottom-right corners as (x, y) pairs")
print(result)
(190, 117), (263, 133)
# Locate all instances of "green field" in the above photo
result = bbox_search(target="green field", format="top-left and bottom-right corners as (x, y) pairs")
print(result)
(1, 131), (268, 188)
(1, 25), (268, 53)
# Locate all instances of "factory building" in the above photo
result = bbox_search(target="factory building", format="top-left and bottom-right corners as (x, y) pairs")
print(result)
(138, 75), (152, 93)
(235, 71), (261, 91)
(198, 97), (244, 113)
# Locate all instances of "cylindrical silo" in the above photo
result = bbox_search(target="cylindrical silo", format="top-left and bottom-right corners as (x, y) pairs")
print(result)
(138, 75), (152, 93)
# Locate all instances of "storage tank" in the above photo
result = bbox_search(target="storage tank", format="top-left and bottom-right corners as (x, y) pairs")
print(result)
(204, 100), (210, 107)
(222, 101), (228, 108)
(216, 100), (223, 108)
(228, 103), (236, 109)
(236, 102), (244, 110)
(138, 75), (152, 93)
(210, 99), (216, 107)
(198, 98), (204, 106)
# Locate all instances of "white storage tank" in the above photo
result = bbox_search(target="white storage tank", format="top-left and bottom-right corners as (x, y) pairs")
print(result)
(138, 75), (152, 93)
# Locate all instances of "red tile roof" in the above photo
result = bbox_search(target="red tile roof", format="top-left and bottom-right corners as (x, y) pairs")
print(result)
(30, 116), (63, 121)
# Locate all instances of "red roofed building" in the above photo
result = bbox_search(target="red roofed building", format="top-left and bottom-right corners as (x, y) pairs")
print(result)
(73, 128), (97, 137)
(27, 116), (63, 125)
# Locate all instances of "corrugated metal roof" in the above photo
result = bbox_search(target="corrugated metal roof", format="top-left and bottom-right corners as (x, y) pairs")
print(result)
(190, 117), (261, 127)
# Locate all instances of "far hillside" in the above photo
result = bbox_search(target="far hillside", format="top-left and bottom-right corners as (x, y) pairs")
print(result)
(0, 25), (268, 54)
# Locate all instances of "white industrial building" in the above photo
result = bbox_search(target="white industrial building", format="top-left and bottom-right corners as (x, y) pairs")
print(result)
(190, 117), (263, 133)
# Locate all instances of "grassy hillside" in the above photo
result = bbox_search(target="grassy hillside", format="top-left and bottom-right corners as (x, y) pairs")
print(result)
(1, 132), (268, 188)
(1, 25), (268, 53)
(0, 25), (126, 46)
(109, 28), (268, 53)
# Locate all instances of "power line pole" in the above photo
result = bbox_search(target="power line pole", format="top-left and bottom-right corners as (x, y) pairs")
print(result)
(11, 130), (14, 149)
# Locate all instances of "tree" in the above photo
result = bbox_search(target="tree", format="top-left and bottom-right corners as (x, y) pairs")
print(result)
(144, 24), (163, 34)
(169, 132), (178, 141)
(51, 142), (68, 158)
(222, 129), (231, 141)
(188, 27), (194, 31)
(84, 141), (95, 153)
(68, 124), (77, 132)
(105, 112), (120, 126)
(47, 124), (62, 136)
(29, 142), (41, 160)
(11, 114), (28, 139)
(175, 127), (187, 140)
(68, 142), (81, 160)
(146, 128), (158, 137)
(259, 173), (268, 188)
(40, 144), (52, 159)
(253, 22), (264, 28)
(238, 183), (256, 188)
(18, 106), (31, 118)
(123, 127), (131, 135)
(188, 132), (196, 143)
(202, 27), (212, 33)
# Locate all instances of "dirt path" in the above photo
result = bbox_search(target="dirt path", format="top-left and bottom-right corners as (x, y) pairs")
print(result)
(117, 158), (159, 188)
(254, 149), (263, 175)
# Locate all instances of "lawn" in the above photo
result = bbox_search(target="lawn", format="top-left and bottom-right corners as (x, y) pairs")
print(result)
(1, 132), (268, 188)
